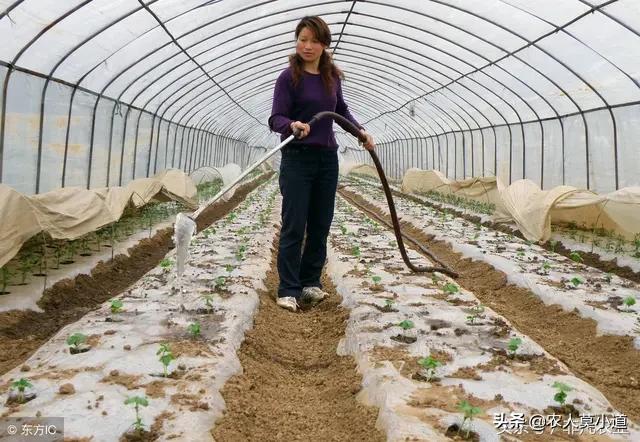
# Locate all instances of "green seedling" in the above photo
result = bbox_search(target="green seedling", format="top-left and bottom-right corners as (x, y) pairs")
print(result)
(110, 299), (124, 314)
(372, 275), (382, 286)
(623, 296), (636, 311)
(398, 320), (415, 331)
(11, 378), (33, 403)
(550, 240), (559, 253)
(552, 381), (572, 406)
(417, 356), (442, 382)
(188, 322), (201, 338)
(202, 294), (214, 311)
(466, 314), (478, 325)
(340, 225), (348, 235)
(542, 262), (551, 271)
(517, 251), (525, 257)
(443, 283), (459, 295)
(457, 400), (482, 438)
(570, 277), (583, 287)
(507, 337), (522, 358)
(214, 276), (227, 291)
(570, 251), (583, 263)
(351, 246), (361, 258)
(156, 344), (174, 377)
(159, 258), (172, 269)
(66, 333), (87, 351)
(124, 395), (149, 433)
(235, 244), (247, 261)
(384, 299), (394, 310)
(225, 264), (235, 274)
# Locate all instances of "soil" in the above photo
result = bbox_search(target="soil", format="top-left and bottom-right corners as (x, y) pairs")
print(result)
(339, 188), (640, 422)
(210, 236), (385, 442)
(0, 175), (270, 376)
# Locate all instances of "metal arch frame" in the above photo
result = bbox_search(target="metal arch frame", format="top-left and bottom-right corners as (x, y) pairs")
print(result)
(0, 0), (635, 190)
(362, 0), (619, 189)
(35, 4), (536, 180)
(498, 0), (637, 190)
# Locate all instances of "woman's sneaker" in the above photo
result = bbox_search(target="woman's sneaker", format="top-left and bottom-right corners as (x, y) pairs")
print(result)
(301, 287), (329, 306)
(276, 296), (299, 312)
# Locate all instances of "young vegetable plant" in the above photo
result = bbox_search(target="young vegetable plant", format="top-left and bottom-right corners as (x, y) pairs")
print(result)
(214, 276), (227, 291)
(466, 306), (484, 325)
(371, 275), (382, 286)
(623, 296), (636, 311)
(159, 258), (172, 269)
(67, 333), (88, 352)
(11, 378), (33, 403)
(457, 400), (482, 438)
(351, 245), (361, 258)
(383, 299), (394, 311)
(124, 395), (149, 433)
(507, 337), (522, 358)
(188, 322), (201, 338)
(417, 356), (442, 382)
(398, 320), (415, 331)
(202, 294), (214, 311)
(570, 276), (583, 287)
(110, 299), (124, 314)
(156, 344), (174, 377)
(542, 261), (552, 271)
(569, 251), (584, 263)
(225, 264), (235, 274)
(552, 381), (572, 406)
(443, 283), (459, 295)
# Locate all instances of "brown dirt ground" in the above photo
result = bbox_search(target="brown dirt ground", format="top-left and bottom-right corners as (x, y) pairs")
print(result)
(0, 174), (272, 376)
(211, 236), (385, 442)
(339, 188), (640, 422)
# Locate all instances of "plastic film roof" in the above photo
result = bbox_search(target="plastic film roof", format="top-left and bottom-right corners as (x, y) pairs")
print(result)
(1, 0), (640, 193)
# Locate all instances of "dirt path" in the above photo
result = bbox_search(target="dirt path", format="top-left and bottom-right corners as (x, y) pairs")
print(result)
(211, 236), (385, 442)
(339, 187), (640, 423)
(0, 175), (271, 376)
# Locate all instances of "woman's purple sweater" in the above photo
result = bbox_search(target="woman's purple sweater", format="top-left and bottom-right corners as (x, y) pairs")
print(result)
(268, 67), (363, 150)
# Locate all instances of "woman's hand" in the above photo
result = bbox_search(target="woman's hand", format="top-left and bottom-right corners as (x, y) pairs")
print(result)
(360, 129), (375, 151)
(290, 121), (310, 138)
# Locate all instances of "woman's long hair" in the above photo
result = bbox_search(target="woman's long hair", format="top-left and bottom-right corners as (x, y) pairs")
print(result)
(289, 16), (344, 93)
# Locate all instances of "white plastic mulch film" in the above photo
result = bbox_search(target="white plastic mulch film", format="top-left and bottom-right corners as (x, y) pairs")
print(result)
(0, 0), (639, 196)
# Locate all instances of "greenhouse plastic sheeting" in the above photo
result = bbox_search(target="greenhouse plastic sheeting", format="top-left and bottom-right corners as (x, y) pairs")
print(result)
(399, 167), (640, 243)
(0, 168), (197, 268)
(1, 0), (639, 198)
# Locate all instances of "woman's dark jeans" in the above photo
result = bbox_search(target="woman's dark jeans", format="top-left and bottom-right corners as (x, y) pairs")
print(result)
(277, 147), (339, 299)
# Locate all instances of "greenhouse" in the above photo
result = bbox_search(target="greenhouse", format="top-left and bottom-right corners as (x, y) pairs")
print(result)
(0, 1), (639, 440)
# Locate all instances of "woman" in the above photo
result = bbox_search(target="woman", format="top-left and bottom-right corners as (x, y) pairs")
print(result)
(268, 16), (375, 312)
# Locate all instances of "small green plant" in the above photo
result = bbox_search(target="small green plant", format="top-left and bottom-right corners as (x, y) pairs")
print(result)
(549, 240), (559, 253)
(159, 258), (172, 269)
(351, 245), (361, 258)
(188, 322), (201, 338)
(604, 273), (612, 283)
(66, 333), (87, 350)
(225, 264), (235, 274)
(542, 261), (551, 271)
(570, 251), (583, 263)
(340, 224), (348, 235)
(517, 251), (525, 257)
(214, 276), (227, 291)
(11, 378), (33, 403)
(552, 381), (572, 406)
(235, 244), (247, 261)
(443, 283), (459, 295)
(398, 319), (415, 331)
(202, 294), (214, 310)
(384, 299), (394, 310)
(156, 344), (174, 377)
(417, 356), (442, 382)
(623, 296), (636, 311)
(507, 337), (522, 358)
(110, 299), (124, 314)
(124, 395), (149, 433)
(372, 275), (382, 286)
(457, 400), (482, 438)
(570, 276), (583, 287)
